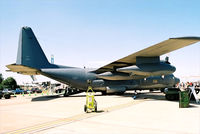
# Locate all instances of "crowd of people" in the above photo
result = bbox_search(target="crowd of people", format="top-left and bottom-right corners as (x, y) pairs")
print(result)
(178, 81), (200, 89)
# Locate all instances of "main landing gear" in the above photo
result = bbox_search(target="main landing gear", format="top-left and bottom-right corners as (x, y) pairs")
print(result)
(63, 88), (82, 97)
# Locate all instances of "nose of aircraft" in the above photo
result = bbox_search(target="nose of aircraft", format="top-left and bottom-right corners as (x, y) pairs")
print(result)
(171, 65), (176, 72)
(175, 77), (180, 84)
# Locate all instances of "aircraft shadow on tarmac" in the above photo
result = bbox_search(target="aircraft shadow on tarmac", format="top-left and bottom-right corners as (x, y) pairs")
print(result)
(31, 92), (200, 107)
(31, 95), (61, 101)
(31, 94), (102, 101)
(31, 92), (164, 102)
(117, 92), (200, 107)
(117, 91), (166, 100)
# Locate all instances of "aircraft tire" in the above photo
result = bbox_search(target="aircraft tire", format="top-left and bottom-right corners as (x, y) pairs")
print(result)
(84, 105), (87, 112)
(160, 89), (164, 92)
(101, 91), (107, 95)
(149, 89), (154, 92)
(115, 92), (125, 95)
(165, 94), (176, 101)
(95, 104), (97, 112)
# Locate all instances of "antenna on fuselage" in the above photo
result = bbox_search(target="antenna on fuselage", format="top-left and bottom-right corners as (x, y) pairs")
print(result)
(165, 56), (170, 64)
(51, 54), (54, 64)
(165, 52), (171, 64)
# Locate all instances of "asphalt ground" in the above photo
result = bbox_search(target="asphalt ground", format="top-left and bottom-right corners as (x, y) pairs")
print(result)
(0, 91), (199, 134)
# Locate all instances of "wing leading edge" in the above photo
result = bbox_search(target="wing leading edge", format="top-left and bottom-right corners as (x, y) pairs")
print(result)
(94, 37), (200, 74)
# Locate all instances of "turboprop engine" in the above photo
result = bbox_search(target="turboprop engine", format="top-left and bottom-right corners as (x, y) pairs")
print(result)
(97, 72), (132, 80)
(97, 72), (145, 80)
(96, 62), (175, 80)
(117, 62), (176, 77)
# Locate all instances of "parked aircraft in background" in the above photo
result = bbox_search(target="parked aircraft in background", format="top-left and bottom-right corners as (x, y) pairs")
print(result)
(6, 27), (200, 100)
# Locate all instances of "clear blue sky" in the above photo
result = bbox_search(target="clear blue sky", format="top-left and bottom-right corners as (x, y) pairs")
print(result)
(0, 0), (200, 84)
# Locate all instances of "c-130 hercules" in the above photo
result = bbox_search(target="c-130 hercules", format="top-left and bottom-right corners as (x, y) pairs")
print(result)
(7, 27), (200, 100)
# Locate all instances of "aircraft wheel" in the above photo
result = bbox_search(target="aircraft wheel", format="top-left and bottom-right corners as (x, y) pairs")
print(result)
(94, 100), (97, 112)
(116, 92), (125, 95)
(95, 105), (97, 112)
(160, 89), (164, 92)
(149, 89), (154, 92)
(101, 91), (107, 95)
(84, 105), (87, 112)
(165, 94), (175, 101)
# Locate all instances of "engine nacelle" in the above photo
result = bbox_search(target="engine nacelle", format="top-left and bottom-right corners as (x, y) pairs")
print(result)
(117, 62), (176, 77)
(97, 72), (133, 80)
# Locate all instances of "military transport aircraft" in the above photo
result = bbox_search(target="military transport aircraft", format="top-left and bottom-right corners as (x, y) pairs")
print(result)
(6, 27), (200, 100)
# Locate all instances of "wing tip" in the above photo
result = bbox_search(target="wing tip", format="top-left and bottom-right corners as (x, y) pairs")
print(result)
(170, 36), (200, 40)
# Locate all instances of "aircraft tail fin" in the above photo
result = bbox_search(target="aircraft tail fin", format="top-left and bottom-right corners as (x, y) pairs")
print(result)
(6, 27), (68, 75)
(16, 26), (50, 69)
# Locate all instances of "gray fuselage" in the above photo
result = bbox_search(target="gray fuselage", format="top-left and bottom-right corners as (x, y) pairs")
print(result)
(40, 65), (179, 93)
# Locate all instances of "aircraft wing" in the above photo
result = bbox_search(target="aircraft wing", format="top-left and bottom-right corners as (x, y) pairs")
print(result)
(94, 37), (200, 74)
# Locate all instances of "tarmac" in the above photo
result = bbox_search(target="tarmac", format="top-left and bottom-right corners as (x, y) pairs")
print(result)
(0, 91), (200, 134)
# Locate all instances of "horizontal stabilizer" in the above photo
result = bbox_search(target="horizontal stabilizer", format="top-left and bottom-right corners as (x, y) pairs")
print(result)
(6, 64), (40, 75)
